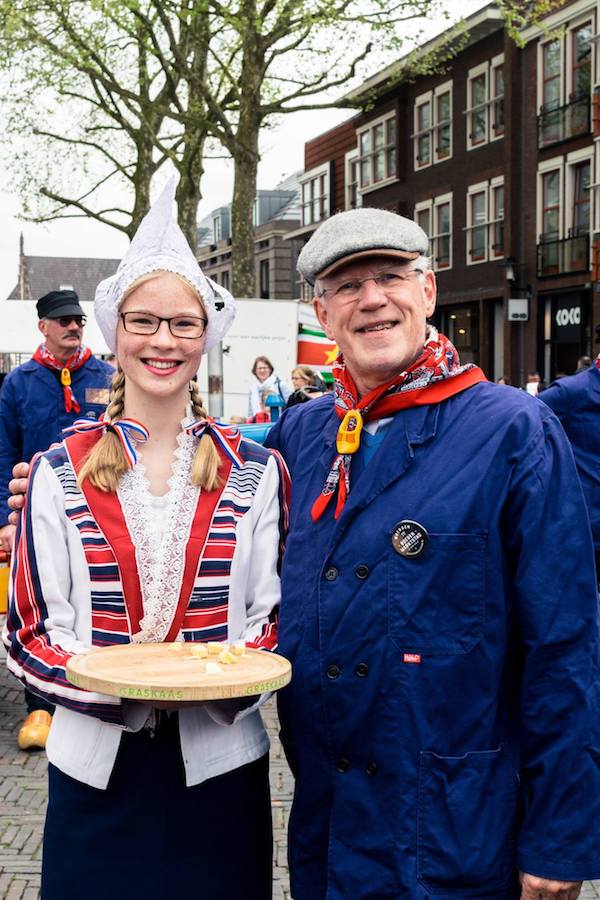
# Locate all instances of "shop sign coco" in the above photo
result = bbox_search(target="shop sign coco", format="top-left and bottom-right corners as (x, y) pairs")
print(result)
(555, 306), (581, 327)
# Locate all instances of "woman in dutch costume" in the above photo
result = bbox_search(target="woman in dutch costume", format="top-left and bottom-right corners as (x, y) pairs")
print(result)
(3, 181), (288, 900)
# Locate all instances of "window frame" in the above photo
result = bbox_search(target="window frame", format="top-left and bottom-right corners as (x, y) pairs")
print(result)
(344, 149), (362, 210)
(299, 162), (330, 228)
(465, 177), (505, 266)
(565, 146), (593, 238)
(414, 193), (453, 271)
(537, 155), (565, 242)
(490, 54), (505, 141)
(490, 176), (505, 259)
(356, 112), (398, 193)
(413, 81), (453, 170)
(537, 11), (595, 112)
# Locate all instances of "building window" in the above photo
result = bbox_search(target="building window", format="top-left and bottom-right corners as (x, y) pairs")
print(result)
(300, 164), (330, 227)
(213, 216), (222, 243)
(435, 87), (452, 160)
(466, 57), (504, 150)
(491, 182), (505, 258)
(492, 61), (505, 138)
(537, 152), (592, 276)
(538, 18), (593, 148)
(413, 82), (452, 169)
(345, 150), (362, 210)
(542, 168), (561, 240)
(469, 188), (487, 261)
(356, 114), (397, 189)
(415, 204), (431, 241)
(415, 96), (431, 167)
(259, 259), (270, 299)
(434, 199), (452, 269)
(466, 178), (505, 265)
(221, 270), (230, 291)
(571, 159), (591, 235)
(414, 194), (452, 270)
(572, 21), (592, 100)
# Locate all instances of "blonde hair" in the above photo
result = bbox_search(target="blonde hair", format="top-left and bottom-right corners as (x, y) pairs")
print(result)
(77, 270), (221, 493)
(77, 366), (129, 492)
(189, 380), (222, 491)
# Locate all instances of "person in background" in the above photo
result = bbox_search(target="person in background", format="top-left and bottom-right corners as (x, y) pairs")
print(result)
(577, 355), (592, 372)
(247, 355), (290, 420)
(496, 375), (511, 385)
(286, 366), (328, 409)
(0, 289), (113, 751)
(541, 349), (600, 585)
(525, 371), (544, 395)
(3, 180), (287, 900)
(266, 207), (600, 900)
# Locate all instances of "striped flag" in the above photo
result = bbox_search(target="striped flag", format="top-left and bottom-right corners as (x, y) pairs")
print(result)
(297, 323), (338, 374)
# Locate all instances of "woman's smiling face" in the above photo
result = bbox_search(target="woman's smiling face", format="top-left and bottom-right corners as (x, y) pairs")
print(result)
(116, 272), (206, 402)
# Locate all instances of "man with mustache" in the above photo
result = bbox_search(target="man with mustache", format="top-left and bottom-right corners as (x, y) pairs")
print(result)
(0, 288), (113, 750)
(266, 208), (600, 900)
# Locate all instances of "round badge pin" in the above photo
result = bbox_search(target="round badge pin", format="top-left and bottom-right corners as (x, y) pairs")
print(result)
(391, 520), (429, 558)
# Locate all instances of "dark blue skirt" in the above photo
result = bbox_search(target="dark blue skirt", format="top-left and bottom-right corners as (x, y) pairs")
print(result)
(42, 714), (272, 900)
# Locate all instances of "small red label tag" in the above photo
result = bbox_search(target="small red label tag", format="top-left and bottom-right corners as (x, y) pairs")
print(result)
(403, 653), (422, 664)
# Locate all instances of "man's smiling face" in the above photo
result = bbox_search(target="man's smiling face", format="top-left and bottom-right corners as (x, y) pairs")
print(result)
(313, 255), (437, 396)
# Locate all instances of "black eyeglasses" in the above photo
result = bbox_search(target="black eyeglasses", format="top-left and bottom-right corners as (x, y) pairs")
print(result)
(120, 311), (208, 339)
(55, 315), (87, 327)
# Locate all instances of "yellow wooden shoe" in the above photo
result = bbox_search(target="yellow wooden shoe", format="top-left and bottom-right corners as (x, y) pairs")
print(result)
(17, 710), (52, 751)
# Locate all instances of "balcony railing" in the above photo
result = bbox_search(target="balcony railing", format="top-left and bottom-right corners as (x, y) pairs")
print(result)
(538, 95), (591, 148)
(537, 232), (590, 277)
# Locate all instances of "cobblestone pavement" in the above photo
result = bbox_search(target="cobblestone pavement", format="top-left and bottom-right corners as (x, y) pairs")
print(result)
(0, 631), (598, 899)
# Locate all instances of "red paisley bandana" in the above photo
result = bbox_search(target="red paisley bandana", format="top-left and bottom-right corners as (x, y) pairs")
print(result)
(32, 344), (92, 413)
(311, 327), (487, 522)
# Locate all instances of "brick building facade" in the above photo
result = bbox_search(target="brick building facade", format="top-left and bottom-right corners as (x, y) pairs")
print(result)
(292, 0), (600, 386)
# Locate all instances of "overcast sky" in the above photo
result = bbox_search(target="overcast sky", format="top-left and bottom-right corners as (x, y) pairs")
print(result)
(0, 0), (488, 302)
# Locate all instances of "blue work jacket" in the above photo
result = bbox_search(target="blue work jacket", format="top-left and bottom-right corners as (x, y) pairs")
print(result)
(540, 364), (600, 554)
(267, 381), (600, 900)
(0, 355), (113, 525)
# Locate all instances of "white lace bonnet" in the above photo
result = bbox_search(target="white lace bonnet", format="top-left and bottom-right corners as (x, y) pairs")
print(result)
(94, 177), (235, 354)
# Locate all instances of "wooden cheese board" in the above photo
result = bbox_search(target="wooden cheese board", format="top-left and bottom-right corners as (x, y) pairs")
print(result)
(66, 642), (292, 701)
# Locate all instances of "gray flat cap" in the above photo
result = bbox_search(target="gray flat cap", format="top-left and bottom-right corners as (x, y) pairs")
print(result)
(297, 208), (429, 285)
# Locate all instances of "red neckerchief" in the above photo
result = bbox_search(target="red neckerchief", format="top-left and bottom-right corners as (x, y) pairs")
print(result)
(32, 344), (92, 413)
(596, 355), (600, 369)
(311, 328), (487, 522)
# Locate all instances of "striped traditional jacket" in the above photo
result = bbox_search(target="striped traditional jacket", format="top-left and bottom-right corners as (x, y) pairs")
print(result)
(3, 428), (289, 788)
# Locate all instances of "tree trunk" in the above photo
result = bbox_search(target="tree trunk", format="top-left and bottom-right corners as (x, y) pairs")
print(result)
(230, 0), (262, 297)
(176, 132), (205, 253)
(230, 129), (259, 296)
(128, 136), (155, 239)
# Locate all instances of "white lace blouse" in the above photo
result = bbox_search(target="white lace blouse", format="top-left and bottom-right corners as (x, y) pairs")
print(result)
(118, 429), (199, 644)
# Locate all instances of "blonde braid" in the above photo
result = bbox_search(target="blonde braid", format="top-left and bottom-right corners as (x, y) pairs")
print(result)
(77, 366), (131, 492)
(190, 380), (222, 491)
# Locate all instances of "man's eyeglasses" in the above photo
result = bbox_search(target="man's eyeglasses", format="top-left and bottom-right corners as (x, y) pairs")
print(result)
(120, 312), (208, 339)
(54, 315), (87, 327)
(317, 269), (423, 302)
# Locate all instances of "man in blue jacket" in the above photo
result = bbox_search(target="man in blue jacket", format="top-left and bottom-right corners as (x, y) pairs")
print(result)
(266, 208), (600, 900)
(0, 289), (113, 750)
(540, 351), (600, 584)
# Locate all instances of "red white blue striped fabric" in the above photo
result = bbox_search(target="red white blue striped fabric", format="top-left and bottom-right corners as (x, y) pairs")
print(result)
(183, 417), (244, 469)
(63, 417), (149, 467)
(5, 430), (289, 721)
